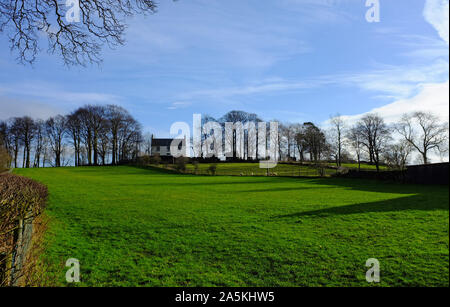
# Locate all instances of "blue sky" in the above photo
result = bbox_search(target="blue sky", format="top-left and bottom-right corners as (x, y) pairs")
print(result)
(0, 0), (448, 137)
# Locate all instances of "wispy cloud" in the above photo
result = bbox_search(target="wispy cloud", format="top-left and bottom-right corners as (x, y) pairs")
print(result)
(340, 81), (449, 124)
(109, 0), (313, 69)
(339, 59), (449, 98)
(277, 0), (358, 23)
(167, 101), (191, 110)
(179, 59), (448, 102)
(0, 97), (63, 120)
(340, 0), (450, 125)
(424, 0), (449, 45)
(330, 0), (450, 163)
(179, 79), (329, 100)
(0, 81), (121, 106)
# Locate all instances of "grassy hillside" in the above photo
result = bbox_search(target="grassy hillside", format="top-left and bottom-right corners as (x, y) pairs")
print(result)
(337, 163), (388, 170)
(15, 166), (449, 286)
(183, 162), (335, 176)
(176, 162), (385, 176)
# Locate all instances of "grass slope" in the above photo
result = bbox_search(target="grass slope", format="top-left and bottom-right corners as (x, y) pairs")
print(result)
(183, 162), (335, 176)
(15, 166), (449, 287)
(181, 162), (386, 176)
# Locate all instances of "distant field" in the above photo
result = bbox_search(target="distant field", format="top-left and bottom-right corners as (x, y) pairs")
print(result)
(178, 162), (385, 176)
(337, 163), (388, 170)
(183, 162), (335, 176)
(15, 166), (449, 286)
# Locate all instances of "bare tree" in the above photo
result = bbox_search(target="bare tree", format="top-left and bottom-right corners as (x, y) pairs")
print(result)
(246, 121), (258, 160)
(8, 118), (22, 168)
(302, 122), (327, 162)
(396, 112), (448, 165)
(220, 111), (251, 160)
(45, 115), (67, 167)
(384, 141), (412, 170)
(118, 115), (142, 162)
(278, 123), (297, 161)
(197, 114), (216, 158)
(203, 121), (223, 158)
(142, 133), (152, 156)
(74, 107), (93, 165)
(294, 125), (307, 163)
(106, 105), (130, 165)
(0, 0), (157, 65)
(329, 114), (346, 167)
(98, 119), (111, 165)
(33, 120), (45, 168)
(82, 105), (106, 165)
(355, 114), (390, 172)
(277, 123), (287, 160)
(347, 126), (364, 171)
(0, 121), (11, 169)
(0, 121), (9, 153)
(66, 111), (82, 166)
(13, 116), (36, 168)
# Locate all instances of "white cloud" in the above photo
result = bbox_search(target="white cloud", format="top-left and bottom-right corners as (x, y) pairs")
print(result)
(337, 0), (450, 125)
(424, 0), (449, 45)
(341, 81), (449, 124)
(323, 81), (449, 163)
(338, 59), (449, 98)
(318, 1), (450, 163)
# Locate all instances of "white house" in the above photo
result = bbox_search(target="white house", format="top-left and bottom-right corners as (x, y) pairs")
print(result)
(151, 137), (185, 157)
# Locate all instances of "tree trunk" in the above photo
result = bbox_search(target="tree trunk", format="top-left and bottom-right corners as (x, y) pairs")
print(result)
(22, 147), (26, 168)
(26, 143), (30, 168)
(422, 152), (428, 165)
(73, 138), (78, 167)
(93, 132), (98, 166)
(87, 132), (92, 165)
(112, 135), (117, 165)
(14, 146), (18, 168)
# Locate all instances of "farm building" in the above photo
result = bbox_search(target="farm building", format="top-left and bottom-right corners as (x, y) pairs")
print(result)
(151, 137), (185, 157)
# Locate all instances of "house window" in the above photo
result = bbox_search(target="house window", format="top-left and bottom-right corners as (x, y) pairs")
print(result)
(156, 146), (160, 151)
(167, 146), (170, 151)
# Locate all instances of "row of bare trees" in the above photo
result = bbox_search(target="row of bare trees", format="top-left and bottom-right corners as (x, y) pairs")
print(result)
(0, 105), (142, 168)
(185, 110), (448, 171)
(327, 112), (448, 171)
(1, 109), (447, 170)
(318, 111), (447, 171)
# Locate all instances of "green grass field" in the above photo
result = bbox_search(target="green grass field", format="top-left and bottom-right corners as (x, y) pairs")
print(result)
(337, 163), (388, 170)
(15, 166), (449, 287)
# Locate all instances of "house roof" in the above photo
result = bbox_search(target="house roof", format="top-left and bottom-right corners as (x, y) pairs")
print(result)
(152, 138), (184, 146)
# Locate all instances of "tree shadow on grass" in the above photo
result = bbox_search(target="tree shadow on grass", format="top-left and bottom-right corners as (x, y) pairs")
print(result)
(129, 165), (296, 187)
(273, 194), (449, 219)
(129, 165), (181, 175)
(265, 177), (448, 219)
(305, 176), (449, 196)
(131, 165), (449, 208)
(121, 180), (278, 188)
(236, 186), (339, 193)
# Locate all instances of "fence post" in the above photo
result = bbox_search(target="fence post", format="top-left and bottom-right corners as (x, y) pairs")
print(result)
(10, 218), (24, 285)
